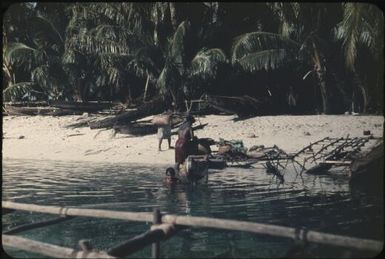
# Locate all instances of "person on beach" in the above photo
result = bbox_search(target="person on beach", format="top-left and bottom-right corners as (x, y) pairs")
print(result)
(175, 115), (195, 169)
(157, 111), (172, 151)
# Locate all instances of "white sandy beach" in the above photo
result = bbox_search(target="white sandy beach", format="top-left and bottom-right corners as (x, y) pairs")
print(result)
(2, 114), (384, 165)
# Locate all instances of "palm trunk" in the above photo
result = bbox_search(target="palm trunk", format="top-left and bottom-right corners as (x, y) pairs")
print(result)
(128, 84), (132, 102)
(211, 2), (219, 23)
(317, 73), (329, 114)
(143, 72), (150, 102)
(353, 71), (368, 113)
(169, 3), (177, 30)
(312, 42), (329, 114)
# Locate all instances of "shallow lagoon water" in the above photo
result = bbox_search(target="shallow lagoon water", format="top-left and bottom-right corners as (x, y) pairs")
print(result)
(2, 159), (383, 258)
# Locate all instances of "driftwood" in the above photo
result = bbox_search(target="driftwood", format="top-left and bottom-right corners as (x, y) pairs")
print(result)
(4, 105), (58, 116)
(303, 164), (332, 175)
(64, 117), (98, 129)
(2, 235), (115, 259)
(50, 101), (112, 112)
(88, 97), (166, 129)
(4, 101), (49, 107)
(3, 201), (382, 252)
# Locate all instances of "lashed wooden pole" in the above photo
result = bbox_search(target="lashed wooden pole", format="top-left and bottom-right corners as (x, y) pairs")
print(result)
(3, 201), (383, 252)
(161, 215), (383, 252)
(151, 208), (162, 259)
(2, 201), (153, 222)
(107, 224), (177, 257)
(2, 235), (115, 259)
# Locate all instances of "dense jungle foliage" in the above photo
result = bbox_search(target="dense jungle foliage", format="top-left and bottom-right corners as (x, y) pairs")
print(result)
(2, 2), (384, 114)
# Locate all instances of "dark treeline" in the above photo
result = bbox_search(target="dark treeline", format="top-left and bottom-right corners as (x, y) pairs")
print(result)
(2, 2), (384, 114)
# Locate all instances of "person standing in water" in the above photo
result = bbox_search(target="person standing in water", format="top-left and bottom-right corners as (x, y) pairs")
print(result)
(175, 115), (195, 169)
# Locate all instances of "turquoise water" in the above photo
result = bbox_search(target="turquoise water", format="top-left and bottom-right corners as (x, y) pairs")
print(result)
(2, 159), (383, 258)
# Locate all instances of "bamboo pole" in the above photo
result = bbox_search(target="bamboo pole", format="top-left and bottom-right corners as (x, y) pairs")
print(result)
(2, 201), (153, 222)
(2, 235), (115, 259)
(152, 208), (162, 259)
(3, 201), (383, 252)
(320, 160), (352, 165)
(107, 224), (178, 257)
(161, 215), (383, 252)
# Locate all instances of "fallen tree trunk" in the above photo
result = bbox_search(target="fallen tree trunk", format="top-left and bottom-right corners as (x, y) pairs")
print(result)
(50, 101), (113, 112)
(88, 98), (166, 129)
(4, 105), (58, 116)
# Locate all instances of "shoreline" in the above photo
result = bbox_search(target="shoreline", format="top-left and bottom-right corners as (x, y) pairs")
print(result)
(3, 114), (384, 165)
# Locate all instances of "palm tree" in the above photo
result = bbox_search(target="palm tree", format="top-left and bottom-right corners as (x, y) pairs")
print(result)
(231, 3), (342, 114)
(3, 3), (69, 101)
(63, 3), (155, 102)
(155, 18), (227, 107)
(127, 45), (164, 101)
(335, 3), (384, 113)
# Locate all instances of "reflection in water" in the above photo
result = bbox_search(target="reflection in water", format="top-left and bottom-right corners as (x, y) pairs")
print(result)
(2, 159), (383, 258)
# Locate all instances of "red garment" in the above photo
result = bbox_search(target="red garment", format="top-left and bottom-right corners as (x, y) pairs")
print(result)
(175, 127), (193, 163)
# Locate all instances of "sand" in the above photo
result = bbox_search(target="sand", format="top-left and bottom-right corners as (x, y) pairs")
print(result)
(2, 114), (384, 165)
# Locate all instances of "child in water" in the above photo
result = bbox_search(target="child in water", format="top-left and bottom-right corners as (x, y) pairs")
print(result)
(163, 167), (180, 185)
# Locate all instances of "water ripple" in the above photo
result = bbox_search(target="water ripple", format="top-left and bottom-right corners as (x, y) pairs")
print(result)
(2, 159), (383, 258)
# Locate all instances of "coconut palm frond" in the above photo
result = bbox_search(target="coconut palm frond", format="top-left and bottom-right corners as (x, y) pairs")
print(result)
(4, 43), (37, 63)
(67, 33), (130, 55)
(152, 2), (169, 23)
(30, 15), (63, 43)
(237, 49), (289, 72)
(190, 48), (227, 78)
(3, 82), (36, 101)
(156, 66), (169, 95)
(170, 21), (190, 67)
(62, 49), (77, 64)
(231, 32), (298, 71)
(96, 3), (128, 26)
(335, 3), (382, 70)
(156, 63), (181, 96)
(231, 31), (299, 64)
(106, 67), (120, 86)
(128, 45), (163, 78)
(31, 65), (50, 90)
(335, 3), (361, 70)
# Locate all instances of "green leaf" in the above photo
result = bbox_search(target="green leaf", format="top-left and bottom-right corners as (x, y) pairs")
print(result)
(3, 82), (35, 101)
(190, 48), (227, 78)
(231, 32), (299, 71)
(4, 43), (37, 63)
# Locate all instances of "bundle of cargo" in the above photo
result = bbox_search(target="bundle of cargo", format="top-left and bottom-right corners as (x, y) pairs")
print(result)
(178, 155), (209, 184)
(151, 113), (172, 126)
